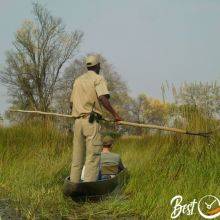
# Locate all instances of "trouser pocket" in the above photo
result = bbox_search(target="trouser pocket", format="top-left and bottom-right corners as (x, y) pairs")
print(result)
(83, 121), (102, 181)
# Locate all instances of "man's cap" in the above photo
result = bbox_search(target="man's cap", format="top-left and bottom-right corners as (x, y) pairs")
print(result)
(102, 135), (114, 146)
(86, 55), (99, 67)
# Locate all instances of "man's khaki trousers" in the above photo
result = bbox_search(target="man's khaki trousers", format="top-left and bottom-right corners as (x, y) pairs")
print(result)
(70, 117), (102, 182)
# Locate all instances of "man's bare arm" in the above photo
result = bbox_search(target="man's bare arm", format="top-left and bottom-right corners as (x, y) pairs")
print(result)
(98, 95), (122, 121)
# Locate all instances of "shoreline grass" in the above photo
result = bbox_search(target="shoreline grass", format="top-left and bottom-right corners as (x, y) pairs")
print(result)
(0, 122), (219, 219)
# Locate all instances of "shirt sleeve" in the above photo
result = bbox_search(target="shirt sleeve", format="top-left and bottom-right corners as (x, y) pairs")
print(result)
(95, 76), (110, 97)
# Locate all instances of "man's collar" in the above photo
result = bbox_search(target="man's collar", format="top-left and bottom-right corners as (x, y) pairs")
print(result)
(87, 70), (99, 75)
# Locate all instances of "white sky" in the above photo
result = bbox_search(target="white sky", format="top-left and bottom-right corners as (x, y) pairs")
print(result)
(0, 0), (220, 114)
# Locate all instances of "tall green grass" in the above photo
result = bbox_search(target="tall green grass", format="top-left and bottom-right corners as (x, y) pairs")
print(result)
(0, 118), (219, 219)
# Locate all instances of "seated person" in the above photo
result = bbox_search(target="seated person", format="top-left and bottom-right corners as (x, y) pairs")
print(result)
(100, 135), (124, 180)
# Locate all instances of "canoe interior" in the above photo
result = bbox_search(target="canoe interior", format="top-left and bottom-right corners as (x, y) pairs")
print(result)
(63, 168), (129, 201)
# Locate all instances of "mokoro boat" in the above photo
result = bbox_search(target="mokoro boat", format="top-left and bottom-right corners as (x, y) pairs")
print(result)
(63, 168), (129, 201)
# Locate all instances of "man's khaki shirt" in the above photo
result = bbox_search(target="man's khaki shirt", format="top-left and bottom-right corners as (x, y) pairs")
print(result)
(70, 71), (109, 117)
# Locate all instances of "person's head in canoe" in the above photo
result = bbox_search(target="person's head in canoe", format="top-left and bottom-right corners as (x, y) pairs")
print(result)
(102, 135), (114, 153)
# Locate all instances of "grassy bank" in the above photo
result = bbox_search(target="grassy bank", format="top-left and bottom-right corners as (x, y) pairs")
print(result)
(0, 122), (219, 219)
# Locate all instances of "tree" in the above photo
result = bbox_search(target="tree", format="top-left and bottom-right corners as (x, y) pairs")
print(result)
(0, 3), (83, 111)
(173, 82), (220, 118)
(53, 59), (85, 114)
(131, 94), (167, 125)
(129, 94), (168, 134)
(147, 98), (168, 125)
(130, 94), (150, 124)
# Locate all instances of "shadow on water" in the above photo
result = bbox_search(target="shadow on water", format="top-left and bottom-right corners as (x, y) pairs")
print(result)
(0, 199), (22, 220)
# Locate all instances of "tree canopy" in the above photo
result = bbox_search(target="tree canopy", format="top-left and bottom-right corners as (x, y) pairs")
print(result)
(0, 3), (83, 111)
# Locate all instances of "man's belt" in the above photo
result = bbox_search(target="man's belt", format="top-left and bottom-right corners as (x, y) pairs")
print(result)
(75, 112), (102, 123)
(75, 113), (90, 119)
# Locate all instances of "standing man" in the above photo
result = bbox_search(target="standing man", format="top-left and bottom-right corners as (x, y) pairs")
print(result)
(70, 55), (122, 183)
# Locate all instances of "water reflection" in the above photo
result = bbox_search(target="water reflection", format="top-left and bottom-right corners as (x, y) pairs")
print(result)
(0, 199), (21, 220)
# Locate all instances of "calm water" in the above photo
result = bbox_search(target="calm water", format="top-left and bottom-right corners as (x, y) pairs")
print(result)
(0, 199), (21, 220)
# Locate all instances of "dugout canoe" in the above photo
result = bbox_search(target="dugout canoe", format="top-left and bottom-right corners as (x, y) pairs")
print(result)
(63, 168), (129, 201)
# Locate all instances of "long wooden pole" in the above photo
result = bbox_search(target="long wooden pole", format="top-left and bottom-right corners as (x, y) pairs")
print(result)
(10, 109), (73, 118)
(117, 121), (212, 137)
(118, 121), (186, 134)
(9, 109), (211, 137)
